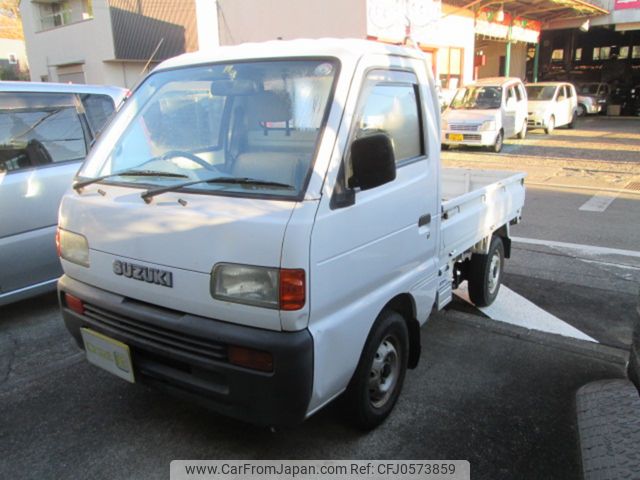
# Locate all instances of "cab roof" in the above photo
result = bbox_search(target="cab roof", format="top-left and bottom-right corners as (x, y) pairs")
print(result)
(0, 80), (127, 103)
(155, 38), (427, 71)
(472, 77), (523, 87)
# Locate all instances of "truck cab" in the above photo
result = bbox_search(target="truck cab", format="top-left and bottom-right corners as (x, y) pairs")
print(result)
(57, 39), (525, 428)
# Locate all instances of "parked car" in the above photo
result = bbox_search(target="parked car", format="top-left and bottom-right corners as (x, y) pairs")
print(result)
(525, 82), (578, 134)
(0, 81), (127, 306)
(55, 39), (525, 429)
(442, 77), (528, 153)
(576, 82), (609, 116)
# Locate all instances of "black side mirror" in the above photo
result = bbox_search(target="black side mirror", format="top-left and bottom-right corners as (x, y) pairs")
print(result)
(349, 133), (396, 191)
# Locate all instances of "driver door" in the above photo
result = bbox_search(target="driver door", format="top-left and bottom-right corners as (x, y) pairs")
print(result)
(503, 86), (517, 137)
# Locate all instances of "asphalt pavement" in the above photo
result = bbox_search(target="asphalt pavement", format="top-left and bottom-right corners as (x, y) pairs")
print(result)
(0, 293), (627, 480)
(1, 117), (639, 479)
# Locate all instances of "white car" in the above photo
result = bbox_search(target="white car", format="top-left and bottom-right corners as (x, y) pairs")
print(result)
(525, 82), (578, 134)
(442, 77), (528, 153)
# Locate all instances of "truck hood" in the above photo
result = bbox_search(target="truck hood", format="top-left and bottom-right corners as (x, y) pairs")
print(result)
(58, 185), (299, 330)
(443, 109), (498, 124)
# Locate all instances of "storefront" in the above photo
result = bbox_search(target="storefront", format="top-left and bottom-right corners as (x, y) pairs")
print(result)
(366, 0), (476, 90)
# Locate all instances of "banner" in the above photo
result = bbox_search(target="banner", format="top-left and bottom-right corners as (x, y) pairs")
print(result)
(614, 0), (640, 9)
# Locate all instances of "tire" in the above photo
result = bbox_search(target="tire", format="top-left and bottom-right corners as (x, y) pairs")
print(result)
(441, 143), (450, 151)
(468, 236), (504, 307)
(517, 121), (527, 139)
(545, 115), (555, 135)
(568, 112), (577, 129)
(491, 130), (503, 153)
(577, 104), (586, 117)
(344, 310), (409, 430)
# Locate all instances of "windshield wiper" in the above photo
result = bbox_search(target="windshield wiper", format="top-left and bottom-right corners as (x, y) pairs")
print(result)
(73, 169), (189, 191)
(140, 176), (295, 203)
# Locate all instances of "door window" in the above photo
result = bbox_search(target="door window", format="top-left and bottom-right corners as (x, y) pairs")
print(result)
(80, 94), (117, 136)
(0, 92), (88, 173)
(352, 70), (423, 165)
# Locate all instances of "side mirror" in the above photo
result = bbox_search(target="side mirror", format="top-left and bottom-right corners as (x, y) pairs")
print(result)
(349, 133), (396, 191)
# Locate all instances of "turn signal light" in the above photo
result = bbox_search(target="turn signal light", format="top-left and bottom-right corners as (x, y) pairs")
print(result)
(279, 269), (305, 311)
(65, 293), (85, 315)
(228, 345), (273, 372)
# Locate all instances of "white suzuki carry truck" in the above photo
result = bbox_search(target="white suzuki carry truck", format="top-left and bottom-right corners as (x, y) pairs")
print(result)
(57, 39), (525, 429)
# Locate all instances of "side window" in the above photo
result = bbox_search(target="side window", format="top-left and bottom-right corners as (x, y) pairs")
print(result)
(514, 85), (523, 102)
(80, 94), (116, 136)
(352, 71), (423, 165)
(0, 92), (88, 174)
(557, 86), (566, 101)
(506, 87), (515, 105)
(566, 85), (575, 98)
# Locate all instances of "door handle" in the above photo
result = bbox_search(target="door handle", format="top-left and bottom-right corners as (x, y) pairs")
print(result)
(418, 214), (431, 227)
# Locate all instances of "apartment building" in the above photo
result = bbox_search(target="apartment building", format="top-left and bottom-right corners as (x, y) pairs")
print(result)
(20, 0), (207, 87)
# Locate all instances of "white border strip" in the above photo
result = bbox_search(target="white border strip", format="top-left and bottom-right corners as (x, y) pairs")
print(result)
(512, 236), (640, 259)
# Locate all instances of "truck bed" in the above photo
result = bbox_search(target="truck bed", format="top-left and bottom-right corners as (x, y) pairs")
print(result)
(440, 168), (526, 264)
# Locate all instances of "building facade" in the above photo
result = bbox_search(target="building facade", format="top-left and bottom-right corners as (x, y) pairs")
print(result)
(20, 0), (206, 87)
(0, 1), (29, 79)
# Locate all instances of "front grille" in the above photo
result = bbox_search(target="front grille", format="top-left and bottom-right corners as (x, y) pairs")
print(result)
(449, 123), (479, 131)
(83, 303), (228, 363)
(463, 134), (481, 141)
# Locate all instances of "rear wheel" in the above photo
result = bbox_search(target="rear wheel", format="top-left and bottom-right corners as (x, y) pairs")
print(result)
(545, 116), (555, 135)
(468, 236), (504, 307)
(491, 130), (504, 153)
(517, 121), (527, 139)
(568, 112), (577, 129)
(345, 310), (409, 430)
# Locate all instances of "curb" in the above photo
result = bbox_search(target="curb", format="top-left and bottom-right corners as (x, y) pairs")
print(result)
(445, 309), (629, 365)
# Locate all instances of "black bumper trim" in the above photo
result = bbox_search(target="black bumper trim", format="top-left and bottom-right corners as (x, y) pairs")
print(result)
(58, 275), (313, 426)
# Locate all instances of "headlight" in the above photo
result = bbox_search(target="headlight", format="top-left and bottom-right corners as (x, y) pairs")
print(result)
(57, 228), (89, 267)
(211, 263), (306, 310)
(479, 120), (496, 131)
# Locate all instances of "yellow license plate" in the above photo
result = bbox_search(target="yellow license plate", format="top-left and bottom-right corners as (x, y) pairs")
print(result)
(448, 133), (464, 142)
(81, 328), (135, 383)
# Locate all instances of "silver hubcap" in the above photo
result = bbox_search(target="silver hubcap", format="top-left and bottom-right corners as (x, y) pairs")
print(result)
(488, 252), (501, 295)
(369, 335), (399, 408)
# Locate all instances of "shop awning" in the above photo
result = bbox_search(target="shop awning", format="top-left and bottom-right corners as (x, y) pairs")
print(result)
(448, 0), (608, 23)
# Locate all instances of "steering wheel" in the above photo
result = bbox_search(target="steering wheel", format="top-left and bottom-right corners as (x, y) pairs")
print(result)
(159, 150), (218, 171)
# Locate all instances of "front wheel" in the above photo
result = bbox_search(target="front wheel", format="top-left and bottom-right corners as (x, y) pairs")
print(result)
(545, 116), (555, 135)
(577, 104), (586, 117)
(345, 310), (409, 430)
(491, 130), (504, 153)
(468, 236), (504, 307)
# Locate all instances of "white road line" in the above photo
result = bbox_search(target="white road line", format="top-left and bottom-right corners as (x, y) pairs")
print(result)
(456, 283), (597, 342)
(579, 191), (619, 212)
(512, 236), (640, 259)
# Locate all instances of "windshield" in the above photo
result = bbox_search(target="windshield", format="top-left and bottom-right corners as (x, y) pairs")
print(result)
(526, 85), (558, 101)
(577, 83), (600, 95)
(450, 86), (502, 110)
(79, 59), (337, 198)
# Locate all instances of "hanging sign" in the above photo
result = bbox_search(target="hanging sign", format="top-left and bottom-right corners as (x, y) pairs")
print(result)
(474, 9), (541, 43)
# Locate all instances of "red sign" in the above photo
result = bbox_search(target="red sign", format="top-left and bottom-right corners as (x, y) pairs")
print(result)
(615, 0), (640, 9)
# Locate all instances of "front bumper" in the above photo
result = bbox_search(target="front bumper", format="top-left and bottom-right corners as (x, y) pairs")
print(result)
(527, 115), (547, 129)
(442, 130), (497, 147)
(58, 275), (313, 426)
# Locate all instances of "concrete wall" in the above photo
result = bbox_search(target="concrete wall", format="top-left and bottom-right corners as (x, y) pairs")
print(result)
(20, 0), (116, 83)
(0, 38), (29, 71)
(476, 40), (528, 80)
(217, 0), (367, 44)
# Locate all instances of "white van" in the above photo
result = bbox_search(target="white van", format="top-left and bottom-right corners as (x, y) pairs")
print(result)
(0, 82), (127, 306)
(442, 77), (528, 153)
(526, 82), (578, 134)
(56, 40), (525, 429)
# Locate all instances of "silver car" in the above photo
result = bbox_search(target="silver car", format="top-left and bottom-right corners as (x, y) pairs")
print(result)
(0, 81), (127, 306)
